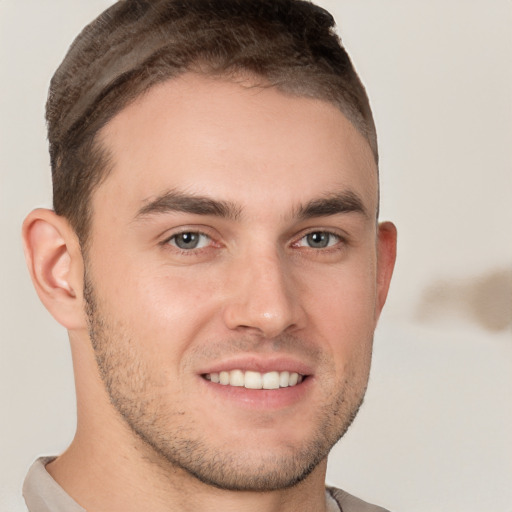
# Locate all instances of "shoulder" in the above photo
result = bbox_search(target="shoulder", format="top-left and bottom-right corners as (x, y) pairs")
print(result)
(327, 486), (392, 512)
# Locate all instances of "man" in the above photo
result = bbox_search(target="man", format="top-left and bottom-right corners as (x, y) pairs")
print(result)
(21, 0), (396, 510)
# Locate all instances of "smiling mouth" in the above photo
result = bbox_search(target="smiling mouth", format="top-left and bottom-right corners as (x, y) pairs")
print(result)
(203, 370), (305, 390)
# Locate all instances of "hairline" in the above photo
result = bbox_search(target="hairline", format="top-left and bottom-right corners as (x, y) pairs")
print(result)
(74, 68), (379, 255)
(75, 69), (378, 245)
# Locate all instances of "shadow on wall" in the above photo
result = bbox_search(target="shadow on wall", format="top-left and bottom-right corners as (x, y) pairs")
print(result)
(416, 268), (512, 332)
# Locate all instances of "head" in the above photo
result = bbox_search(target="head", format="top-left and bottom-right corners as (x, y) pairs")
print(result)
(24, 0), (395, 495)
(47, 0), (378, 248)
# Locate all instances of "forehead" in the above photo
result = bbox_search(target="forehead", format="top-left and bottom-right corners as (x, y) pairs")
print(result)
(94, 73), (378, 220)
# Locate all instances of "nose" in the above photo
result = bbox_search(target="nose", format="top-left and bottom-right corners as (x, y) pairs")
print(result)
(222, 247), (305, 338)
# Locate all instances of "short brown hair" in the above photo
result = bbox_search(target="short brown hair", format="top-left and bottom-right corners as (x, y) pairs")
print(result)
(47, 0), (378, 245)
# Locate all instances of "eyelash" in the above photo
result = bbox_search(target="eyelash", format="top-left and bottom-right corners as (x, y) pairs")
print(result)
(293, 230), (344, 250)
(161, 229), (346, 255)
(162, 230), (215, 253)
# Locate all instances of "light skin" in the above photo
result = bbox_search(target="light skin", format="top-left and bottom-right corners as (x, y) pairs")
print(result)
(23, 73), (396, 512)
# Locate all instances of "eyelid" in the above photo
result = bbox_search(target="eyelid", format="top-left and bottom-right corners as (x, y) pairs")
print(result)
(167, 231), (212, 250)
(159, 226), (221, 251)
(291, 228), (347, 248)
(297, 232), (340, 249)
(159, 224), (214, 242)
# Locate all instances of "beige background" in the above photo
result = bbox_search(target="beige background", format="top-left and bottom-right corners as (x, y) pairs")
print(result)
(1, 1), (511, 511)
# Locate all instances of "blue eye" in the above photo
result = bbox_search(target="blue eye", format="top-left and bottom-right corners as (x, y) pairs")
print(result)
(169, 232), (211, 250)
(299, 231), (340, 249)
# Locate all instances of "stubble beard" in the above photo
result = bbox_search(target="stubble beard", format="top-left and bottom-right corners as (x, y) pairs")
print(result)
(83, 274), (369, 492)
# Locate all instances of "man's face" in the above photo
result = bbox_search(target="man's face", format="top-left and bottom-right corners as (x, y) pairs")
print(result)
(83, 73), (390, 491)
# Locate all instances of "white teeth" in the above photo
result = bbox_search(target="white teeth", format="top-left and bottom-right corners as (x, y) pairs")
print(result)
(244, 371), (263, 389)
(206, 370), (303, 389)
(230, 369), (245, 387)
(262, 371), (280, 389)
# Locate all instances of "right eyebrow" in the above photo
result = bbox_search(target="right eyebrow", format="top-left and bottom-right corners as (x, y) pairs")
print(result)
(134, 189), (242, 221)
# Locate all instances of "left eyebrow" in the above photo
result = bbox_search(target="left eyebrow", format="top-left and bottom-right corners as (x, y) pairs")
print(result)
(295, 191), (368, 220)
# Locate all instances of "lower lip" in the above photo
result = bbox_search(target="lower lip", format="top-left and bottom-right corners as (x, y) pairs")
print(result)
(199, 375), (313, 410)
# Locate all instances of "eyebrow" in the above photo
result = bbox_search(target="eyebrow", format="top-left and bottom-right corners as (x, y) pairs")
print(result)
(136, 190), (242, 221)
(135, 189), (368, 223)
(295, 191), (368, 220)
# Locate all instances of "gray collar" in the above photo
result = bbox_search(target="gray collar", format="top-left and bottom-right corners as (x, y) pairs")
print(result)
(23, 457), (86, 512)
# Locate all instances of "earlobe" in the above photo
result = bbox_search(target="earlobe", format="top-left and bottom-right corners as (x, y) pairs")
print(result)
(375, 221), (397, 319)
(22, 208), (86, 330)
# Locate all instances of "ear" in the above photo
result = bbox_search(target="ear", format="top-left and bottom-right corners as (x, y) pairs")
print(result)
(374, 221), (397, 321)
(22, 208), (87, 330)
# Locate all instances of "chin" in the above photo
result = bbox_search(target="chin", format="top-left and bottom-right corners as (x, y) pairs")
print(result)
(166, 442), (328, 492)
(128, 396), (362, 493)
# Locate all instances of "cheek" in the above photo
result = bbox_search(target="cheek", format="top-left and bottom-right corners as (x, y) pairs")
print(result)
(303, 261), (378, 332)
(300, 260), (377, 370)
(91, 257), (223, 369)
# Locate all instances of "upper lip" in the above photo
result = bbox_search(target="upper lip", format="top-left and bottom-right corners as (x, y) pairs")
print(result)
(197, 355), (314, 376)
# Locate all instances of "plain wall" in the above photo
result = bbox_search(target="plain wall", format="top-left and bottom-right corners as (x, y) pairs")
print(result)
(1, 1), (511, 511)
